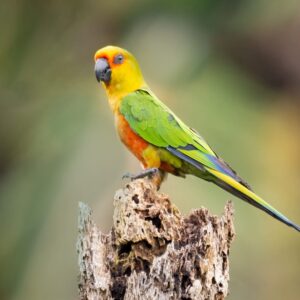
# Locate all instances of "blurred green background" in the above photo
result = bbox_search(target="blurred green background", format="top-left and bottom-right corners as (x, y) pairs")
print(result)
(1, 0), (300, 299)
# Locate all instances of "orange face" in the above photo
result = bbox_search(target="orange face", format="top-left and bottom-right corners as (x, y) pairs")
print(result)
(94, 46), (128, 84)
(94, 46), (145, 98)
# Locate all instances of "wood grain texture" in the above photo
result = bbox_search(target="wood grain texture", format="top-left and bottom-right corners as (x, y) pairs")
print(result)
(77, 179), (235, 300)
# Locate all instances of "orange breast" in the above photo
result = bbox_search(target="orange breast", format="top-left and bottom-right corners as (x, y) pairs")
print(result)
(116, 113), (178, 174)
(116, 113), (149, 164)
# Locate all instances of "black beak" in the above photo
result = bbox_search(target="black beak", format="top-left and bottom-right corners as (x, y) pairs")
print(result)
(95, 58), (111, 84)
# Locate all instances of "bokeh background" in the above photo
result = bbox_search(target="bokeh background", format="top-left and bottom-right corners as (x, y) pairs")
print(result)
(1, 0), (300, 299)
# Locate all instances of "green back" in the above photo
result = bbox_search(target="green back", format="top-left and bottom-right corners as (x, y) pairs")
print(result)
(119, 88), (221, 170)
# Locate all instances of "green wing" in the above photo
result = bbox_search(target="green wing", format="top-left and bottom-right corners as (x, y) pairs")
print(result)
(119, 89), (300, 232)
(119, 88), (237, 176)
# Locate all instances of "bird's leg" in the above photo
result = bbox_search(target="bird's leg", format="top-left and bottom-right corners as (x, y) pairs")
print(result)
(152, 170), (166, 190)
(122, 168), (166, 190)
(122, 168), (160, 180)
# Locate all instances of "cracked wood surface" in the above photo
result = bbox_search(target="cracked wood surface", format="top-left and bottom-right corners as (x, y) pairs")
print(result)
(77, 179), (235, 300)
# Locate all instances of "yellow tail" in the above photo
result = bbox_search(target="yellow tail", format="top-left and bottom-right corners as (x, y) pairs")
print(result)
(207, 168), (300, 232)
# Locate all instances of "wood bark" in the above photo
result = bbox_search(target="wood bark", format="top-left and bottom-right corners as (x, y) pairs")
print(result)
(77, 178), (235, 300)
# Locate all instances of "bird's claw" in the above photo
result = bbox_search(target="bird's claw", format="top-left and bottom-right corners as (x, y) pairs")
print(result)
(122, 168), (160, 181)
(122, 172), (134, 180)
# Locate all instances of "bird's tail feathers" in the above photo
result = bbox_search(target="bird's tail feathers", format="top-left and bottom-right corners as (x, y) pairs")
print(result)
(207, 168), (300, 232)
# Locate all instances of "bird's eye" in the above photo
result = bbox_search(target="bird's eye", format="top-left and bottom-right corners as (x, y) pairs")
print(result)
(113, 54), (124, 65)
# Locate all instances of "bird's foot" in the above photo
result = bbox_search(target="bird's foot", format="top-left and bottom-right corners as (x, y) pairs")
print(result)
(122, 168), (160, 180)
(122, 168), (165, 190)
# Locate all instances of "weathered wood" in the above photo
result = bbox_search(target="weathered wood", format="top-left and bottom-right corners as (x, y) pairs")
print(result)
(77, 179), (235, 300)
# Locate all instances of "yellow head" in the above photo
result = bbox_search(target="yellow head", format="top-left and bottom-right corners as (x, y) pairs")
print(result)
(94, 46), (146, 102)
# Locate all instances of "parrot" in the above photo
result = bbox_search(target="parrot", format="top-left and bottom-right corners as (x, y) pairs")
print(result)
(94, 45), (300, 232)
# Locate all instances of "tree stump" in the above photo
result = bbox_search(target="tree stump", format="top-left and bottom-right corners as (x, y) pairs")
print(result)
(77, 178), (235, 300)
